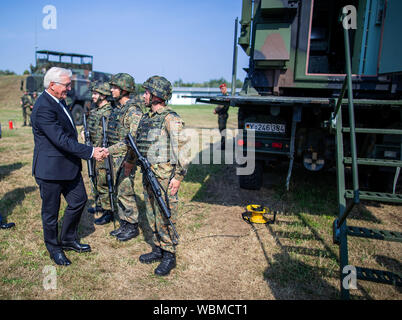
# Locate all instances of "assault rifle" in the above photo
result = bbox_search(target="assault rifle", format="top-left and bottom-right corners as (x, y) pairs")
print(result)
(83, 113), (99, 209)
(101, 116), (116, 228)
(126, 133), (179, 244)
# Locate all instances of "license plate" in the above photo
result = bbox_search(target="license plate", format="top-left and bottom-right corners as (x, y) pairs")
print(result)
(245, 122), (285, 133)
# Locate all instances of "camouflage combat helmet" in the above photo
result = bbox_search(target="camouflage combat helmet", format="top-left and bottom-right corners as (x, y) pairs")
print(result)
(109, 73), (136, 93)
(142, 76), (172, 102)
(91, 81), (111, 96)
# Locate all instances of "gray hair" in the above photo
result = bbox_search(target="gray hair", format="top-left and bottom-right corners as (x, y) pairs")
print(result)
(44, 67), (72, 88)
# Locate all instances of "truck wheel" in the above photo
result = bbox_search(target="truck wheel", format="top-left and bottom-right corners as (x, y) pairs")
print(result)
(239, 160), (264, 190)
(71, 104), (84, 126)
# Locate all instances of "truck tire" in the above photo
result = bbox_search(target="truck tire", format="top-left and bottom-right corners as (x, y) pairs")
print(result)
(239, 160), (264, 190)
(71, 104), (84, 126)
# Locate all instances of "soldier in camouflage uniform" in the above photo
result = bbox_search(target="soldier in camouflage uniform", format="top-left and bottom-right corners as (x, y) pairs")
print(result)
(27, 92), (38, 126)
(213, 83), (229, 149)
(81, 81), (115, 225)
(32, 91), (38, 106)
(126, 76), (189, 276)
(21, 91), (34, 126)
(104, 73), (144, 242)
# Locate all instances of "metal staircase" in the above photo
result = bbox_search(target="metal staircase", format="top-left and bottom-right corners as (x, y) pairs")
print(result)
(331, 16), (402, 299)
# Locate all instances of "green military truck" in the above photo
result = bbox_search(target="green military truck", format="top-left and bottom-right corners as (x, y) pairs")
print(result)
(196, 0), (402, 192)
(22, 50), (111, 125)
(196, 0), (402, 299)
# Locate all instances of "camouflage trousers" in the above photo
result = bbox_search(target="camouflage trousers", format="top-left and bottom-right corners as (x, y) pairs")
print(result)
(26, 107), (32, 124)
(97, 157), (140, 224)
(96, 166), (112, 212)
(22, 107), (30, 125)
(143, 176), (179, 253)
(86, 162), (101, 209)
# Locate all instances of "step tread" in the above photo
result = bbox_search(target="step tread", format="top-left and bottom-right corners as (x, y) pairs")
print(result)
(342, 128), (402, 134)
(347, 226), (402, 242)
(345, 190), (402, 203)
(356, 267), (402, 286)
(343, 157), (402, 167)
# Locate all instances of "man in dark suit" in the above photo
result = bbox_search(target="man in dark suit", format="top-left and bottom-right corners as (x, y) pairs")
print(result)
(31, 67), (108, 266)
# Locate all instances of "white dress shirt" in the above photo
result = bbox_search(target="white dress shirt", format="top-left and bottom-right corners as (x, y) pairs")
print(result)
(45, 90), (75, 128)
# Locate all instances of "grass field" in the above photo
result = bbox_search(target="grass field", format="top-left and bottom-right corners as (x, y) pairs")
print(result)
(0, 75), (401, 300)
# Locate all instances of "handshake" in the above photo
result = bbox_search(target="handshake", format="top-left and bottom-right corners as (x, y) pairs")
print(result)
(93, 147), (109, 161)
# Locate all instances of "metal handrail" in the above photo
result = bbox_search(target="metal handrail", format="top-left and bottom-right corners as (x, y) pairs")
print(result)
(335, 18), (360, 229)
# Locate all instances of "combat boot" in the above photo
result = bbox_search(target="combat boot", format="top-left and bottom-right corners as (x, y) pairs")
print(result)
(88, 206), (103, 214)
(139, 246), (163, 264)
(94, 211), (114, 225)
(116, 222), (139, 241)
(109, 220), (127, 237)
(154, 250), (176, 276)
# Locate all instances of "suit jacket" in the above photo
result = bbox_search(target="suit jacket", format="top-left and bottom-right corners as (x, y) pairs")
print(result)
(31, 91), (93, 180)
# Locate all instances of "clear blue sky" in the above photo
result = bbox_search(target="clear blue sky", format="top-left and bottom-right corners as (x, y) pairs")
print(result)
(0, 0), (249, 84)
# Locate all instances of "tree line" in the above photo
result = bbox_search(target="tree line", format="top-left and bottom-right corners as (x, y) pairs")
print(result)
(0, 69), (17, 76)
(173, 77), (243, 88)
(0, 69), (31, 76)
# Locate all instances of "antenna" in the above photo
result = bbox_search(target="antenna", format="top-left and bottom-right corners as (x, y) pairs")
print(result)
(231, 17), (239, 96)
(34, 14), (38, 67)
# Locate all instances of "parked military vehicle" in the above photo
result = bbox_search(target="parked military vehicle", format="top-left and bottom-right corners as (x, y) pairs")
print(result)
(195, 0), (402, 299)
(21, 50), (111, 125)
(196, 0), (402, 191)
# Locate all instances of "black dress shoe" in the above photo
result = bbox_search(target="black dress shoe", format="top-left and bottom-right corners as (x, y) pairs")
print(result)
(0, 216), (15, 229)
(50, 251), (71, 266)
(61, 241), (91, 253)
(1, 222), (15, 229)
